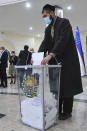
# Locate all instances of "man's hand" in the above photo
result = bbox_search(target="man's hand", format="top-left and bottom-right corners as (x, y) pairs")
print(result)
(41, 55), (52, 65)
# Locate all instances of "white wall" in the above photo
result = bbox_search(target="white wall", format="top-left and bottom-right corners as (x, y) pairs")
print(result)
(80, 31), (87, 71)
(0, 32), (43, 55)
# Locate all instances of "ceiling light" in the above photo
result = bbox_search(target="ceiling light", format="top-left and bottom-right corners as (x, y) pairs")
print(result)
(25, 2), (31, 8)
(67, 6), (72, 10)
(29, 27), (33, 30)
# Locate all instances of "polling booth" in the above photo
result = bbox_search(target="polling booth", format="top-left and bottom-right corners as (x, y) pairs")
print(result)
(16, 53), (61, 131)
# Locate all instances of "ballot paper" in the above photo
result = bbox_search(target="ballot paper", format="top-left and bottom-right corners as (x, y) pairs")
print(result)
(21, 96), (57, 130)
(32, 52), (44, 65)
(21, 97), (43, 130)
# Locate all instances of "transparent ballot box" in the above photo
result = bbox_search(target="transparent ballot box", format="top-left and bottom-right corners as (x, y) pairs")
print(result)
(16, 65), (61, 131)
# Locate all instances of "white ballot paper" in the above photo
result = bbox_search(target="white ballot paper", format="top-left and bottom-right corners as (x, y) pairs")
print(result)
(21, 96), (57, 130)
(32, 52), (44, 65)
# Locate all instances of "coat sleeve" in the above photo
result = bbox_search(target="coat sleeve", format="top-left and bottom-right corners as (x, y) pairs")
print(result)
(9, 56), (12, 63)
(1, 52), (8, 65)
(38, 28), (49, 54)
(15, 56), (18, 64)
(51, 19), (73, 57)
(19, 50), (22, 58)
(29, 52), (32, 61)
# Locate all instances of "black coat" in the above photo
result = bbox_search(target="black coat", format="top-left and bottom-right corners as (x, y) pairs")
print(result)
(19, 50), (32, 65)
(38, 17), (83, 97)
(0, 50), (8, 69)
(9, 55), (18, 65)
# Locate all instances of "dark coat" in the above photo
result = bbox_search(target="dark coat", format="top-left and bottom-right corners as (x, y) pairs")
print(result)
(0, 50), (8, 68)
(38, 17), (83, 98)
(9, 55), (18, 65)
(19, 50), (32, 65)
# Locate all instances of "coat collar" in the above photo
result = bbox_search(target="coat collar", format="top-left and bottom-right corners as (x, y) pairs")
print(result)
(54, 16), (60, 28)
(48, 16), (60, 28)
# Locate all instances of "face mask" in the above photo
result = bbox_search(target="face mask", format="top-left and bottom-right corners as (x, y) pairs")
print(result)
(44, 16), (52, 25)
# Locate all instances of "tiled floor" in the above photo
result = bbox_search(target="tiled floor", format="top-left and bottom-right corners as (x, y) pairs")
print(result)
(0, 77), (87, 131)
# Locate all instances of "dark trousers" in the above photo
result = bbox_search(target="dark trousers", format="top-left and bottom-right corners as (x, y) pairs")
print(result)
(59, 97), (73, 114)
(1, 68), (7, 86)
(49, 68), (59, 94)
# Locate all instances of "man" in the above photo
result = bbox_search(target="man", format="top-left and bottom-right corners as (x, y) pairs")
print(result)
(19, 45), (32, 65)
(38, 4), (83, 120)
(18, 45), (32, 86)
(0, 47), (8, 87)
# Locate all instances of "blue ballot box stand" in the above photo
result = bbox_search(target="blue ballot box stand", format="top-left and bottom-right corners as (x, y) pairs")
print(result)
(16, 65), (61, 131)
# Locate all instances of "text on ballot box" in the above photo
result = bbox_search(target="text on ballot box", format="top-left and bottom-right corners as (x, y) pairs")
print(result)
(16, 65), (61, 131)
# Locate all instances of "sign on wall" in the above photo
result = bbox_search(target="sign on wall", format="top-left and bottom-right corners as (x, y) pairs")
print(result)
(0, 0), (26, 6)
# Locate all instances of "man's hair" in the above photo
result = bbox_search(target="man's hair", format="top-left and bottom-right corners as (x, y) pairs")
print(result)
(24, 45), (29, 50)
(11, 51), (15, 54)
(42, 4), (55, 13)
(1, 46), (5, 50)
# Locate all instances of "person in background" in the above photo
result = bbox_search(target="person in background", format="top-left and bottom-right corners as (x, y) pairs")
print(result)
(0, 46), (8, 88)
(9, 51), (18, 84)
(18, 45), (32, 86)
(19, 45), (32, 65)
(38, 4), (83, 120)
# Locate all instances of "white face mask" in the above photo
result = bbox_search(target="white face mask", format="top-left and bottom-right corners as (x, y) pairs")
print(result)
(44, 16), (52, 25)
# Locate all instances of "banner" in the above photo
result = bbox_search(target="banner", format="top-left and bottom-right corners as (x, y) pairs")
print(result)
(0, 0), (26, 6)
(75, 26), (86, 76)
